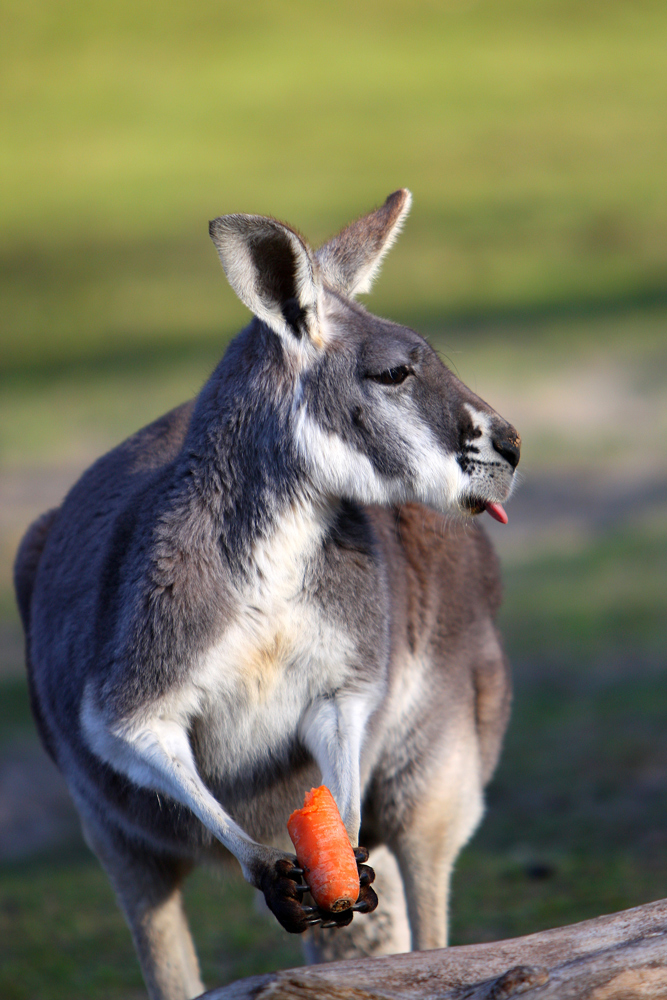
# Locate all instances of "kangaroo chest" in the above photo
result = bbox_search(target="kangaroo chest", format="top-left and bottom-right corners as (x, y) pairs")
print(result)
(160, 504), (384, 786)
(187, 501), (367, 770)
(204, 589), (352, 702)
(188, 587), (355, 781)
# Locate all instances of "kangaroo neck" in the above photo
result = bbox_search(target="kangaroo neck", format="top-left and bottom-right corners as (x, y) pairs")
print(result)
(181, 367), (337, 583)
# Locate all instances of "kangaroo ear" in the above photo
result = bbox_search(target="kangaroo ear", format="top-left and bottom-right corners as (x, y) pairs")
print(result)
(209, 215), (320, 341)
(316, 189), (412, 297)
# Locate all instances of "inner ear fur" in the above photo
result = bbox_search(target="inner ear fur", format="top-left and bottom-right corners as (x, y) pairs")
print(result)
(316, 188), (412, 297)
(209, 214), (319, 340)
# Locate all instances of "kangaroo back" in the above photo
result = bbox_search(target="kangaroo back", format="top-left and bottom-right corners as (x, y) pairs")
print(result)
(14, 508), (58, 635)
(14, 507), (61, 762)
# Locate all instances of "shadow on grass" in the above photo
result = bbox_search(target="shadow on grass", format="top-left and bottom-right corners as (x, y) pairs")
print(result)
(3, 279), (667, 384)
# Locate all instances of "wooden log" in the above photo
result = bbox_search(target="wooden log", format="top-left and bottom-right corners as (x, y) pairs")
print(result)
(198, 898), (667, 1000)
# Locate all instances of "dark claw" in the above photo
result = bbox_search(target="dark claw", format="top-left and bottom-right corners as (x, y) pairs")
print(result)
(307, 916), (321, 925)
(294, 883), (309, 895)
(274, 858), (303, 882)
(302, 905), (318, 915)
(310, 907), (353, 929)
(354, 884), (379, 914)
(358, 865), (374, 887)
(327, 906), (354, 928)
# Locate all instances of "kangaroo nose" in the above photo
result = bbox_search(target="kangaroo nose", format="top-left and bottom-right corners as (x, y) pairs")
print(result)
(492, 431), (521, 470)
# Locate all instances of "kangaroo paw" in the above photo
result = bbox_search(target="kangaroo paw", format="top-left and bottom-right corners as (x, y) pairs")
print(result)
(261, 848), (378, 933)
(259, 857), (315, 934)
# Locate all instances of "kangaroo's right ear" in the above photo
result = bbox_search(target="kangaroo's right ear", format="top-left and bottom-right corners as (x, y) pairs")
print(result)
(316, 189), (412, 297)
(209, 215), (320, 342)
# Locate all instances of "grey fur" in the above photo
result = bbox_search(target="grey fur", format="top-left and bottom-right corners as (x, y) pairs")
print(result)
(14, 191), (519, 1000)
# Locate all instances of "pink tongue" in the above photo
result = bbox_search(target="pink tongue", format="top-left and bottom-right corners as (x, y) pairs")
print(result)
(485, 501), (508, 525)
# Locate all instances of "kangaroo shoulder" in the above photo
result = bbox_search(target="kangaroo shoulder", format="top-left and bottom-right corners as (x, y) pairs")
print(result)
(53, 399), (196, 544)
(120, 399), (196, 473)
(25, 400), (197, 647)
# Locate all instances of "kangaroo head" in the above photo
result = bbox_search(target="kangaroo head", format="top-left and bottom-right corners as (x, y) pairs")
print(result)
(209, 190), (520, 522)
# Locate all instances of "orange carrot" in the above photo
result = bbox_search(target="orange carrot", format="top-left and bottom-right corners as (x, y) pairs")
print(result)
(287, 786), (360, 912)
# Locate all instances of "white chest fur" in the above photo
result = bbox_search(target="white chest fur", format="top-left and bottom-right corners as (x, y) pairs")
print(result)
(190, 591), (353, 758)
(158, 502), (357, 772)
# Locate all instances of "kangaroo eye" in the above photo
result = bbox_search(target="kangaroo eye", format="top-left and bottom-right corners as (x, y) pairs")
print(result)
(372, 365), (412, 386)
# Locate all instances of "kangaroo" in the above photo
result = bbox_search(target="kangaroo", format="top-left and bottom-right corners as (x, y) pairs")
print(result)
(14, 190), (520, 1000)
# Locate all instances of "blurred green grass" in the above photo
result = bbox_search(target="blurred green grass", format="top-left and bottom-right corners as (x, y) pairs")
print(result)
(499, 516), (667, 665)
(2, 0), (667, 371)
(0, 853), (303, 1000)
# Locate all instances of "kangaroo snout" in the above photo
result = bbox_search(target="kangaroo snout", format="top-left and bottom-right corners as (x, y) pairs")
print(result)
(492, 427), (521, 470)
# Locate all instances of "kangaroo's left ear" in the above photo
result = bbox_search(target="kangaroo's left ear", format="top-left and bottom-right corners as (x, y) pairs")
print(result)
(316, 189), (412, 297)
(209, 215), (320, 341)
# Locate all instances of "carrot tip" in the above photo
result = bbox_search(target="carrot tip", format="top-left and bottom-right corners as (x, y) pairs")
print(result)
(329, 897), (354, 912)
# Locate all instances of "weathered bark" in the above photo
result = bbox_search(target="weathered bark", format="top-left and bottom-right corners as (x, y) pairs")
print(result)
(198, 898), (667, 1000)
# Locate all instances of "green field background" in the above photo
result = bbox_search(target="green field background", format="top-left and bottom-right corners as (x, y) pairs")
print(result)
(1, 2), (667, 998)
(3, 0), (667, 372)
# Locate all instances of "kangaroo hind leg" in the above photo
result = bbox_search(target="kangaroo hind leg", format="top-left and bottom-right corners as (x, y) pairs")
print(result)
(391, 736), (485, 951)
(82, 814), (203, 1000)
